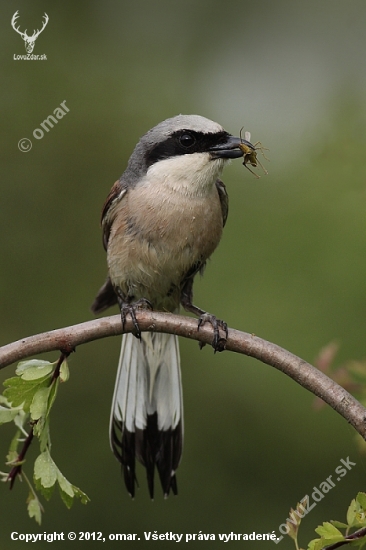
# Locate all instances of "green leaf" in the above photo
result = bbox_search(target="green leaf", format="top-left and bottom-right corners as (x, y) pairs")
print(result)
(72, 485), (90, 505)
(2, 356), (88, 519)
(46, 379), (59, 418)
(13, 409), (27, 433)
(0, 397), (25, 425)
(309, 521), (345, 550)
(347, 499), (357, 526)
(56, 466), (90, 508)
(34, 451), (57, 491)
(3, 375), (51, 412)
(346, 498), (365, 527)
(57, 469), (74, 498)
(34, 476), (54, 501)
(6, 450), (19, 464)
(0, 395), (11, 405)
(0, 405), (21, 424)
(27, 494), (42, 525)
(30, 387), (51, 421)
(58, 486), (74, 509)
(357, 493), (366, 511)
(315, 522), (344, 540)
(32, 416), (48, 452)
(32, 415), (45, 439)
(330, 520), (348, 529)
(33, 451), (91, 509)
(22, 471), (45, 525)
(20, 366), (53, 381)
(16, 359), (54, 379)
(60, 360), (69, 382)
(308, 538), (327, 550)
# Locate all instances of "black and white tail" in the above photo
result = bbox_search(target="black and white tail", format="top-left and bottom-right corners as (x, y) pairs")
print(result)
(110, 332), (183, 498)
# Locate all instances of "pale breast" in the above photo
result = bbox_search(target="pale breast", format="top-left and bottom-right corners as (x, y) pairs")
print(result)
(107, 179), (224, 310)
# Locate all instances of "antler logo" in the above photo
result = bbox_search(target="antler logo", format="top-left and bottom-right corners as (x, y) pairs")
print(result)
(11, 11), (49, 54)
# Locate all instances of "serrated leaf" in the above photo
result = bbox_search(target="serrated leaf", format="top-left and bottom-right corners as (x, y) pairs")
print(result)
(59, 486), (74, 509)
(355, 514), (366, 527)
(27, 494), (42, 525)
(357, 493), (366, 511)
(3, 375), (51, 412)
(71, 484), (90, 505)
(34, 475), (55, 501)
(60, 360), (69, 382)
(347, 499), (357, 526)
(56, 466), (90, 508)
(34, 451), (57, 489)
(16, 359), (54, 376)
(57, 469), (74, 498)
(315, 522), (344, 539)
(347, 499), (364, 527)
(30, 387), (51, 421)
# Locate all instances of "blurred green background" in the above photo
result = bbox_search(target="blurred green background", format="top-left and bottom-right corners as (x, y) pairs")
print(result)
(1, 0), (366, 547)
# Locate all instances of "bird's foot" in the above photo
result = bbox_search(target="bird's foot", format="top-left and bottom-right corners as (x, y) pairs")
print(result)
(120, 298), (153, 339)
(197, 313), (228, 352)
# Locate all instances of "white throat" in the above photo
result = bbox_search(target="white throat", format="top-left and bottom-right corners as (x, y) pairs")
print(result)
(145, 153), (226, 197)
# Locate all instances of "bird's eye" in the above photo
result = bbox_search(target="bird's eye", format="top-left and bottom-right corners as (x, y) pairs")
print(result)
(179, 132), (196, 148)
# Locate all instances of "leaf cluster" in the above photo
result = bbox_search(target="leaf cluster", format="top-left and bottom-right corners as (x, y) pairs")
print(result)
(285, 492), (366, 550)
(0, 358), (89, 524)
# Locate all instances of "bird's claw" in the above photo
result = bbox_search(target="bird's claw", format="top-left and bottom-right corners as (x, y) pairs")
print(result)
(197, 313), (228, 352)
(120, 298), (153, 339)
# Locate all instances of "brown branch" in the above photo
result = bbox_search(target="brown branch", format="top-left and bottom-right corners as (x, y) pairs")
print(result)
(7, 427), (34, 489)
(1, 312), (366, 440)
(323, 526), (366, 549)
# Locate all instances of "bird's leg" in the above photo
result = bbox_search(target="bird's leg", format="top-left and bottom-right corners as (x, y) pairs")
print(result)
(116, 288), (152, 339)
(180, 278), (228, 352)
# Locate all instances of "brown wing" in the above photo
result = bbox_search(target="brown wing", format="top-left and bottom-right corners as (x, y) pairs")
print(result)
(101, 179), (128, 250)
(91, 179), (128, 313)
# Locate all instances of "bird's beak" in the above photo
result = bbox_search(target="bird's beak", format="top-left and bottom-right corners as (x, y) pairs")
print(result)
(209, 135), (254, 159)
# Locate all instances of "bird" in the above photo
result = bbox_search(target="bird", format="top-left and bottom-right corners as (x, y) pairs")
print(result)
(91, 114), (252, 499)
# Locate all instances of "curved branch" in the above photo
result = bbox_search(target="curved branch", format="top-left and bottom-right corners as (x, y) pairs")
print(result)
(1, 312), (365, 439)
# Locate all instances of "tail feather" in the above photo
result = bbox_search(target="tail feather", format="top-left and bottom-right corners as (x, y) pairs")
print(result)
(110, 332), (183, 498)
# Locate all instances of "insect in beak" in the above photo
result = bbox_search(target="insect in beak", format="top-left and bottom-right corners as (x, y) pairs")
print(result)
(239, 128), (269, 179)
